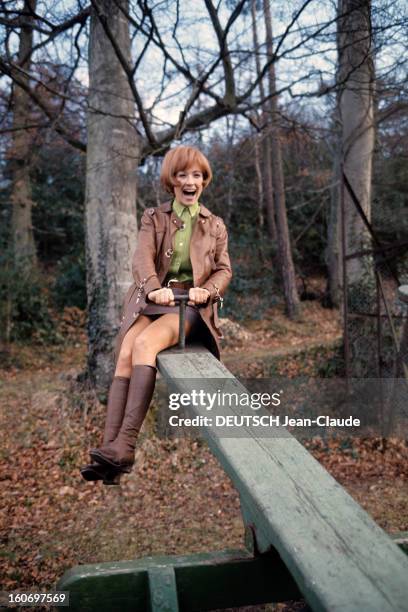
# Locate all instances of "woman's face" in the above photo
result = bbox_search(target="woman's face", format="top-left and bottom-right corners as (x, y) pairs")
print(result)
(173, 166), (204, 206)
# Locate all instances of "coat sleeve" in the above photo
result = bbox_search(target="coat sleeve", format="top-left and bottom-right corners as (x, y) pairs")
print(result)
(201, 220), (232, 301)
(131, 211), (162, 296)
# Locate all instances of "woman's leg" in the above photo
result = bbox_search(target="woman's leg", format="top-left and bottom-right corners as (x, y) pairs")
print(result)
(114, 315), (153, 377)
(131, 312), (195, 366)
(97, 315), (154, 442)
(90, 313), (195, 469)
(81, 316), (153, 483)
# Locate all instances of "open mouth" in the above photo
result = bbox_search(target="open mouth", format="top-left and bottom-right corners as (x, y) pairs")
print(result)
(182, 188), (197, 197)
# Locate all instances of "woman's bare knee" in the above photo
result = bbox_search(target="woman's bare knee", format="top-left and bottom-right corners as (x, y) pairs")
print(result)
(131, 323), (178, 365)
(132, 334), (149, 354)
(117, 345), (132, 366)
(115, 316), (152, 376)
(131, 334), (159, 364)
(114, 347), (132, 376)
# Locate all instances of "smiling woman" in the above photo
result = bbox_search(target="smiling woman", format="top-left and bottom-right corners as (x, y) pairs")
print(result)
(80, 145), (232, 486)
(174, 168), (204, 204)
(160, 146), (213, 200)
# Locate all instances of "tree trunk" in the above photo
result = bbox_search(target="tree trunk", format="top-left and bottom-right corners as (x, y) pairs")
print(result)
(253, 135), (264, 232)
(224, 115), (237, 227)
(263, 0), (300, 318)
(10, 0), (37, 267)
(328, 0), (375, 305)
(262, 130), (278, 241)
(86, 0), (139, 398)
(250, 0), (276, 241)
(327, 125), (342, 307)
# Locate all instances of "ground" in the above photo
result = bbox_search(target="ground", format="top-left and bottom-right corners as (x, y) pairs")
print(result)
(0, 299), (407, 611)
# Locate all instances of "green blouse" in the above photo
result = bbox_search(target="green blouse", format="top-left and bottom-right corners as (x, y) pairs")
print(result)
(165, 199), (199, 284)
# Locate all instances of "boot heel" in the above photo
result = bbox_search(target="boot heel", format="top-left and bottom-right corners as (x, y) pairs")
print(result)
(80, 463), (107, 482)
(90, 449), (133, 472)
(103, 471), (122, 486)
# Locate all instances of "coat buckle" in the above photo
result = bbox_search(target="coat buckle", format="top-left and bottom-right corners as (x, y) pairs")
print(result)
(136, 278), (147, 297)
(165, 248), (174, 258)
(213, 284), (223, 309)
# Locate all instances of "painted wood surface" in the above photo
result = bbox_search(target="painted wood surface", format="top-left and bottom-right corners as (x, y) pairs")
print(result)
(157, 346), (408, 612)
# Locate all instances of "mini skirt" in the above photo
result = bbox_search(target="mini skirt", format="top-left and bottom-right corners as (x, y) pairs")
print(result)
(142, 287), (203, 329)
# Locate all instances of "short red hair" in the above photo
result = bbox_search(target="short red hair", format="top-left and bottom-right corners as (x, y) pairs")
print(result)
(160, 146), (212, 194)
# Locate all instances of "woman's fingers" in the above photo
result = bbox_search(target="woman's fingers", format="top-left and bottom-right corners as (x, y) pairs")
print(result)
(151, 288), (210, 306)
(188, 287), (210, 304)
(159, 289), (173, 305)
(149, 288), (175, 305)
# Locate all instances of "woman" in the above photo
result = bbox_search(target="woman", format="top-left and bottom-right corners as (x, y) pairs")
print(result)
(80, 146), (232, 485)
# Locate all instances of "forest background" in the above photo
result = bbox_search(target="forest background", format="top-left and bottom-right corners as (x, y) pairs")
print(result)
(1, 0), (407, 385)
(0, 0), (407, 601)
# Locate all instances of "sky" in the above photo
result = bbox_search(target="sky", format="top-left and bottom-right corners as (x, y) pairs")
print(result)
(1, 0), (406, 141)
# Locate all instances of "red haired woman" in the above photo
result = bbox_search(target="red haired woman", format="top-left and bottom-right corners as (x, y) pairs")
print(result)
(81, 146), (232, 484)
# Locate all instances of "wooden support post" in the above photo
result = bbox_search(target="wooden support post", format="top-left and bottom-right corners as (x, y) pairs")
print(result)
(148, 566), (179, 612)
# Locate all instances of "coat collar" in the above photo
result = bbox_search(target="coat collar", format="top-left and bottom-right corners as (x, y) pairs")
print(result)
(159, 200), (211, 217)
(173, 198), (200, 218)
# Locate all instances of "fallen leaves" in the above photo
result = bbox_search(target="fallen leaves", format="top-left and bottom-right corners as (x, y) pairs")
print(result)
(0, 326), (407, 599)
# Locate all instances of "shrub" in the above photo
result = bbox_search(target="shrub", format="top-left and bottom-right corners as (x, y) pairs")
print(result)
(51, 254), (86, 310)
(0, 250), (61, 344)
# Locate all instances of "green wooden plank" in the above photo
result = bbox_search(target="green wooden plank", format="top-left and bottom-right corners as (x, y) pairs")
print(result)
(391, 532), (408, 555)
(55, 566), (149, 612)
(175, 548), (301, 611)
(56, 549), (300, 611)
(148, 566), (179, 612)
(157, 347), (408, 612)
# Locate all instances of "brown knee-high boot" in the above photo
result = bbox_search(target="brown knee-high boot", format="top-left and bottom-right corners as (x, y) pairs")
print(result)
(90, 365), (156, 470)
(80, 376), (130, 483)
(102, 377), (130, 443)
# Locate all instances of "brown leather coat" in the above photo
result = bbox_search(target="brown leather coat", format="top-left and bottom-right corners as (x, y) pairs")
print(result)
(114, 201), (232, 362)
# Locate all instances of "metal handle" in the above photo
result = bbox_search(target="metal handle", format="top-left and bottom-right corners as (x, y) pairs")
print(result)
(173, 293), (190, 349)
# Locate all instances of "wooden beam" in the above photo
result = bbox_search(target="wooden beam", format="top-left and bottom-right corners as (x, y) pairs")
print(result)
(157, 346), (408, 612)
(56, 548), (300, 611)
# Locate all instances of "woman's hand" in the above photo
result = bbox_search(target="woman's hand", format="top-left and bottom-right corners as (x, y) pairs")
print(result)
(188, 287), (210, 306)
(148, 288), (175, 305)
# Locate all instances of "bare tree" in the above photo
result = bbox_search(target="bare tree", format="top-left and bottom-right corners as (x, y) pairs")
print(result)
(9, 0), (37, 267)
(86, 0), (139, 396)
(2, 0), (405, 390)
(0, 3), (90, 150)
(328, 0), (375, 305)
(263, 0), (300, 318)
(250, 0), (275, 240)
